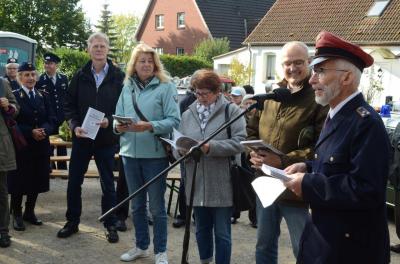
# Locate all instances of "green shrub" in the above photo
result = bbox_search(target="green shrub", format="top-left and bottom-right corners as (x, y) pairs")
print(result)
(160, 54), (212, 78)
(36, 48), (90, 79)
(194, 37), (230, 64)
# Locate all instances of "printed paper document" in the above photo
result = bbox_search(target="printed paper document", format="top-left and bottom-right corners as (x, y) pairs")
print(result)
(81, 107), (104, 140)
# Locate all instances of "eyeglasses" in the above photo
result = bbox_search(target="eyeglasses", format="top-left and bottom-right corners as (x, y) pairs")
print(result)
(311, 67), (349, 78)
(195, 90), (212, 97)
(282, 60), (305, 67)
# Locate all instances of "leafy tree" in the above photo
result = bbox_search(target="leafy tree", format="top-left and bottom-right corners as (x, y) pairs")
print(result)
(193, 37), (230, 64)
(0, 0), (90, 52)
(112, 14), (139, 64)
(228, 58), (253, 86)
(95, 4), (118, 60)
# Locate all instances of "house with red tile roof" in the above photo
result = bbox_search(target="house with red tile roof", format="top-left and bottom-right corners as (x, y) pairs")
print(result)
(213, 0), (400, 106)
(135, 0), (275, 55)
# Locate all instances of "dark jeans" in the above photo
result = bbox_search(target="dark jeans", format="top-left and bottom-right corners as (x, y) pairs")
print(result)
(66, 140), (117, 227)
(0, 172), (9, 233)
(116, 158), (129, 221)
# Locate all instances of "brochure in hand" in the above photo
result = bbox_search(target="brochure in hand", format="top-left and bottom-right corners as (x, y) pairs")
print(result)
(160, 128), (199, 151)
(240, 140), (284, 155)
(261, 164), (292, 182)
(112, 115), (138, 125)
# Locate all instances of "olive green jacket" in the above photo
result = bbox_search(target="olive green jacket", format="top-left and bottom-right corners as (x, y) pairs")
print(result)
(247, 83), (328, 205)
(0, 79), (19, 172)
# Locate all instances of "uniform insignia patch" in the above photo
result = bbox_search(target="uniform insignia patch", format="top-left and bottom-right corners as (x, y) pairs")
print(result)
(356, 106), (370, 118)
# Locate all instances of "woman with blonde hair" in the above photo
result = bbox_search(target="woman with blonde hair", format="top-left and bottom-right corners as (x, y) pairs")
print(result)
(114, 43), (180, 264)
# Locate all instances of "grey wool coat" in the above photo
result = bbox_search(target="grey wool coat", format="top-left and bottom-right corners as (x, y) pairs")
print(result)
(180, 96), (246, 207)
(0, 79), (19, 172)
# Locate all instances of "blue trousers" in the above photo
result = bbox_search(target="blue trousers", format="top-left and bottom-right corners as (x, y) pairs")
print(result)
(122, 156), (169, 254)
(255, 199), (308, 264)
(66, 140), (117, 227)
(194, 206), (232, 264)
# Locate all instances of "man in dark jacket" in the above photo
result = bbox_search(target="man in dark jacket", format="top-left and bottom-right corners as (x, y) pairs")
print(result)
(36, 52), (69, 169)
(284, 31), (390, 264)
(3, 58), (20, 91)
(57, 32), (124, 243)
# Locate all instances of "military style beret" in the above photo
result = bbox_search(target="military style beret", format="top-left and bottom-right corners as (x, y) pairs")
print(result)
(43, 52), (61, 63)
(309, 31), (374, 71)
(6, 58), (18, 64)
(18, 62), (36, 72)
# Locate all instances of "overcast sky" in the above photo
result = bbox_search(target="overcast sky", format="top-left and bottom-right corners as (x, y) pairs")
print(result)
(79, 0), (150, 25)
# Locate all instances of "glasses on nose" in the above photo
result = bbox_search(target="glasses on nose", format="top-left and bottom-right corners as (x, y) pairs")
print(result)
(195, 90), (212, 97)
(282, 60), (305, 67)
(311, 67), (349, 78)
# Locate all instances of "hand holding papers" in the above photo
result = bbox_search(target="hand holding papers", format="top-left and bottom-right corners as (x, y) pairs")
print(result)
(160, 128), (199, 152)
(241, 140), (284, 155)
(113, 115), (138, 126)
(251, 164), (293, 208)
(81, 107), (105, 140)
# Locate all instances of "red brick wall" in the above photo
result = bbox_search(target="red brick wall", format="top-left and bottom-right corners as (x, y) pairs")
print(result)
(137, 0), (211, 55)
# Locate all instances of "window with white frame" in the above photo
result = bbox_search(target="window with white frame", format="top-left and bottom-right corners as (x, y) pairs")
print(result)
(154, 47), (164, 55)
(177, 12), (185, 28)
(264, 54), (276, 81)
(367, 0), (391, 16)
(176, 47), (185, 55)
(155, 14), (164, 29)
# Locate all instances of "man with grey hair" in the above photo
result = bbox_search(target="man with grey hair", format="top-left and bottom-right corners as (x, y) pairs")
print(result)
(284, 31), (390, 263)
(248, 41), (328, 263)
(57, 32), (124, 243)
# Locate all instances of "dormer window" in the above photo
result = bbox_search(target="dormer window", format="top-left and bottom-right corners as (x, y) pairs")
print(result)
(367, 0), (391, 17)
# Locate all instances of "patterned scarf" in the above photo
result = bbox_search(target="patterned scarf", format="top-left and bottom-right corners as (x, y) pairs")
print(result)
(196, 101), (216, 131)
(132, 73), (154, 90)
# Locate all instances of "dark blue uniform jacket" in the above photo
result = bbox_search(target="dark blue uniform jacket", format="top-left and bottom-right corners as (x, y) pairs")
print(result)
(36, 73), (68, 129)
(298, 93), (390, 264)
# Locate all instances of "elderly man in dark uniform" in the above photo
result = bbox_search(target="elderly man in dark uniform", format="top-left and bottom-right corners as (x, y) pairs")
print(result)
(4, 58), (21, 91)
(36, 52), (69, 169)
(9, 62), (56, 231)
(284, 31), (390, 264)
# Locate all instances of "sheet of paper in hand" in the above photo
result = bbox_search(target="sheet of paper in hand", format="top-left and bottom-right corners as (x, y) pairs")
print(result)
(261, 164), (292, 182)
(160, 128), (199, 151)
(81, 107), (105, 140)
(240, 139), (284, 155)
(112, 115), (138, 125)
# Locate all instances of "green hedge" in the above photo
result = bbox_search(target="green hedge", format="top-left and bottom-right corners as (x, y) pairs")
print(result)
(36, 48), (90, 79)
(160, 54), (212, 78)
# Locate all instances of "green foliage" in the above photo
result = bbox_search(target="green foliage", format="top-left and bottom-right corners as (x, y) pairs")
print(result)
(0, 0), (90, 52)
(95, 4), (118, 60)
(112, 14), (139, 64)
(228, 58), (253, 85)
(58, 121), (72, 141)
(36, 48), (89, 79)
(362, 66), (384, 104)
(193, 37), (230, 63)
(160, 54), (212, 78)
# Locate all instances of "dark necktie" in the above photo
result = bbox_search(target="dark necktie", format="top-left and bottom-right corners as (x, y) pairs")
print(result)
(29, 90), (35, 105)
(323, 115), (331, 130)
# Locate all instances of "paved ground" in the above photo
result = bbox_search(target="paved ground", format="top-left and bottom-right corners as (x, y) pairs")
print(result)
(0, 172), (399, 264)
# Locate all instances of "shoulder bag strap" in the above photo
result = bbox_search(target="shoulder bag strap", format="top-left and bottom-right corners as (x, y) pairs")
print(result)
(131, 92), (149, 122)
(224, 102), (235, 163)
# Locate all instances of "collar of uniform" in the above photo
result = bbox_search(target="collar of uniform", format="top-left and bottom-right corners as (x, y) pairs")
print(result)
(46, 73), (57, 80)
(328, 91), (361, 119)
(22, 86), (35, 96)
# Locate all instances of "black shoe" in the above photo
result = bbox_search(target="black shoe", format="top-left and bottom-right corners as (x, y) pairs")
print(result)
(23, 213), (43, 225)
(13, 216), (25, 231)
(231, 217), (238, 224)
(172, 218), (185, 228)
(391, 244), (400, 253)
(0, 233), (11, 248)
(115, 220), (127, 232)
(57, 222), (79, 238)
(106, 226), (119, 243)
